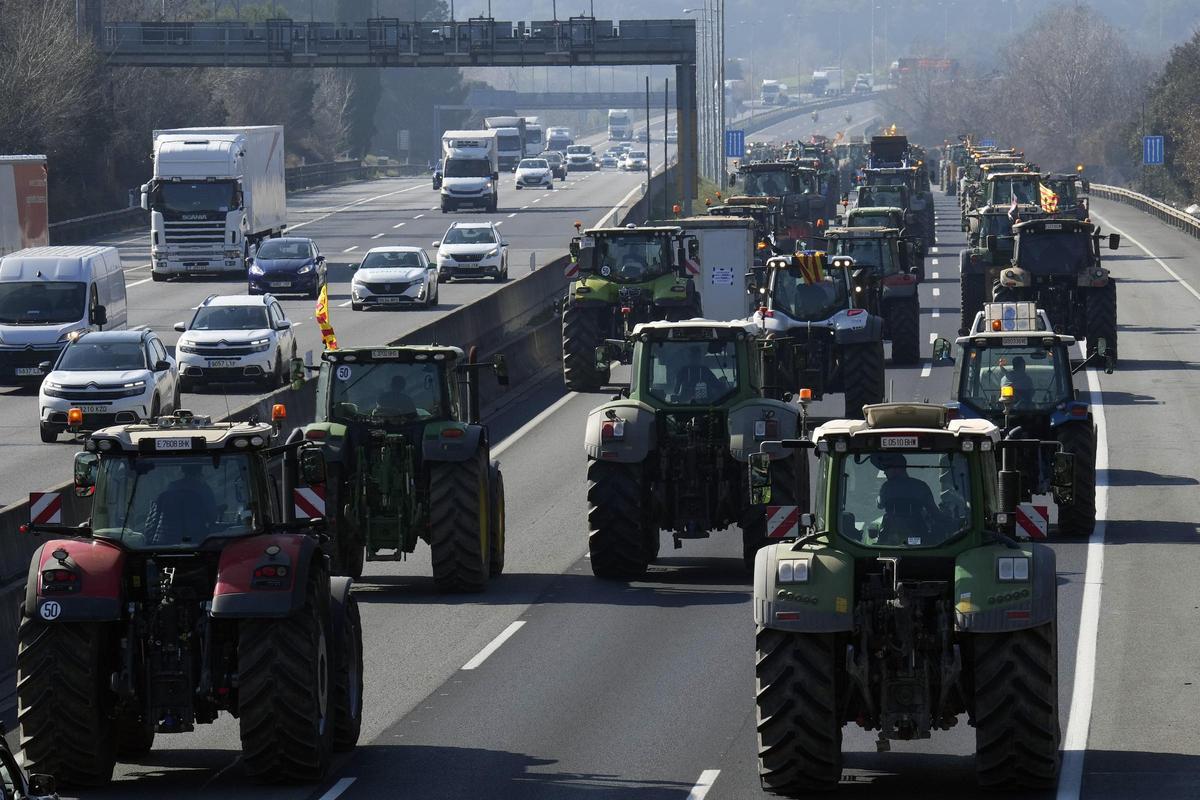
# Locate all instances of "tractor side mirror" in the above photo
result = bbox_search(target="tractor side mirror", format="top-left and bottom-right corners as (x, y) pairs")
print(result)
(91, 305), (107, 327)
(74, 452), (99, 498)
(299, 448), (327, 486)
(289, 357), (305, 388)
(729, 173), (738, 186)
(39, 360), (53, 374)
(687, 237), (700, 260)
(569, 238), (580, 258)
(1095, 338), (1115, 374)
(932, 337), (954, 362)
(748, 452), (772, 506)
(985, 234), (998, 251)
(29, 774), (57, 796)
(1108, 233), (1120, 250)
(492, 354), (509, 386)
(1051, 450), (1076, 496)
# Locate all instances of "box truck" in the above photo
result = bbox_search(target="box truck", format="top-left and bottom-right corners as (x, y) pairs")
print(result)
(650, 215), (757, 321)
(607, 109), (633, 141)
(440, 129), (500, 213)
(142, 126), (287, 280)
(0, 155), (49, 257)
(523, 117), (544, 156)
(484, 116), (527, 171)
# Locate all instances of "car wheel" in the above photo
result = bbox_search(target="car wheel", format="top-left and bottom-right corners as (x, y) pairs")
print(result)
(426, 280), (437, 308)
(173, 383), (181, 413)
(39, 423), (58, 443)
(352, 302), (363, 311)
(149, 394), (160, 423)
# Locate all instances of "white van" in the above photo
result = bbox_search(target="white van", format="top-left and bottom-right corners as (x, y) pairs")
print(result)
(0, 245), (128, 383)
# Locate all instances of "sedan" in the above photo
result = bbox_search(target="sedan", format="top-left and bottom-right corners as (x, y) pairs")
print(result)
(350, 247), (439, 310)
(515, 158), (554, 190)
(248, 237), (327, 299)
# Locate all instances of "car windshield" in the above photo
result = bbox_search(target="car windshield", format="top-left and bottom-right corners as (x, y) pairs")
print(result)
(741, 170), (795, 197)
(153, 181), (237, 215)
(361, 250), (423, 269)
(91, 453), (259, 549)
(444, 158), (492, 178)
(0, 281), (86, 324)
(770, 268), (849, 321)
(594, 234), (673, 282)
(835, 449), (974, 548)
(831, 237), (900, 274)
(443, 227), (497, 246)
(1015, 230), (1090, 274)
(327, 361), (448, 423)
(643, 338), (740, 406)
(958, 344), (1072, 413)
(190, 305), (269, 331)
(519, 159), (548, 170)
(58, 341), (146, 371)
(256, 239), (311, 259)
(567, 146), (591, 155)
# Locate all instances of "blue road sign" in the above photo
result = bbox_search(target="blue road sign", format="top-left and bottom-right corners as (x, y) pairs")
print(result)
(1143, 135), (1165, 165)
(725, 129), (745, 159)
(980, 137), (996, 148)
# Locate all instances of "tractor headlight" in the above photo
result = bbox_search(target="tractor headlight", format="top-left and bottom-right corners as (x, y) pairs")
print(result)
(997, 556), (1030, 582)
(777, 558), (810, 584)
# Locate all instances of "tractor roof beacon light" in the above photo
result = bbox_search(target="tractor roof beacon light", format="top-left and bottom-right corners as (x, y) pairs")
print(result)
(68, 407), (84, 431)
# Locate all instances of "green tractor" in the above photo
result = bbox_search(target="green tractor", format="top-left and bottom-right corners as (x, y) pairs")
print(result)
(293, 346), (508, 591)
(959, 207), (1018, 333)
(749, 403), (1063, 792)
(562, 224), (701, 392)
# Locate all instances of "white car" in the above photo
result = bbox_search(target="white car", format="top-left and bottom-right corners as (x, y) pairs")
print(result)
(622, 149), (649, 171)
(434, 222), (509, 282)
(174, 294), (296, 391)
(565, 145), (597, 171)
(514, 158), (554, 190)
(351, 246), (439, 310)
(38, 329), (179, 442)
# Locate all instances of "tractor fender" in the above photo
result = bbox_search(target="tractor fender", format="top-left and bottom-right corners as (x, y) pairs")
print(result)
(727, 398), (799, 462)
(211, 533), (320, 618)
(754, 542), (854, 633)
(300, 421), (348, 462)
(1050, 405), (1092, 429)
(24, 538), (125, 622)
(954, 542), (1056, 633)
(831, 309), (884, 345)
(584, 399), (657, 463)
(422, 422), (485, 463)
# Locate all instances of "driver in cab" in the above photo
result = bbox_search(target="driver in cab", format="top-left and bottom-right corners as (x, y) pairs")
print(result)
(146, 461), (218, 543)
(873, 452), (941, 544)
(669, 343), (726, 404)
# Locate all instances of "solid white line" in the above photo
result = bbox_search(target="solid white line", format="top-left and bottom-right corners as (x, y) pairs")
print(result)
(686, 770), (720, 800)
(919, 362), (932, 378)
(1089, 209), (1200, 303)
(462, 621), (526, 670)
(317, 778), (357, 800)
(932, 287), (941, 296)
(343, 246), (359, 253)
(1057, 346), (1109, 800)
(392, 222), (406, 228)
(371, 233), (385, 239)
(493, 393), (576, 458)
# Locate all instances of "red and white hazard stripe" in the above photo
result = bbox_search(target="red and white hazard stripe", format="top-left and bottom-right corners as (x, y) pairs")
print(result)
(1016, 502), (1049, 540)
(294, 485), (326, 519)
(29, 492), (62, 525)
(684, 257), (701, 276)
(563, 261), (580, 279)
(766, 505), (800, 539)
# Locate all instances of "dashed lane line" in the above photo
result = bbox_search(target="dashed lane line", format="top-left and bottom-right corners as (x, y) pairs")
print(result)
(461, 621), (526, 670)
(343, 246), (359, 253)
(317, 778), (357, 800)
(371, 233), (385, 239)
(392, 222), (406, 229)
(686, 770), (720, 800)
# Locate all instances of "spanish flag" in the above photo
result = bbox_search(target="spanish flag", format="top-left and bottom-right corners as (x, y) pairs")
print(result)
(314, 282), (338, 351)
(1039, 183), (1059, 214)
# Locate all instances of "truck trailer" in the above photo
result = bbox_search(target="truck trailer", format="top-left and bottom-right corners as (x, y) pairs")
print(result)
(484, 116), (527, 171)
(0, 155), (49, 257)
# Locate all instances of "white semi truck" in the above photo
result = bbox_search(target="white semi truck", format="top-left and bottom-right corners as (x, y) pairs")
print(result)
(0, 155), (49, 257)
(607, 109), (632, 141)
(760, 80), (789, 106)
(440, 129), (500, 213)
(142, 126), (287, 280)
(484, 116), (527, 171)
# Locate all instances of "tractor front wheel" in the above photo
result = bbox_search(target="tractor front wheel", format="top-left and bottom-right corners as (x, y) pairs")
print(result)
(1084, 279), (1118, 362)
(1055, 422), (1097, 537)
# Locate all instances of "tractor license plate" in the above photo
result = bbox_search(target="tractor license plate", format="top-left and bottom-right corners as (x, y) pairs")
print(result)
(370, 350), (399, 358)
(155, 438), (192, 451)
(208, 359), (237, 368)
(379, 296), (401, 304)
(1002, 337), (1028, 346)
(15, 367), (42, 376)
(78, 405), (109, 414)
(881, 436), (919, 449)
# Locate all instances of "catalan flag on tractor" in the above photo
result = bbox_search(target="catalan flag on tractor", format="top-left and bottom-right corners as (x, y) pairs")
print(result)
(315, 282), (338, 350)
(794, 251), (826, 284)
(1039, 182), (1059, 214)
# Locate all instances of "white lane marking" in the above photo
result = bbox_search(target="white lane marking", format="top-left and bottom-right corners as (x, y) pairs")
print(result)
(931, 272), (939, 279)
(495, 221), (504, 225)
(317, 778), (357, 800)
(343, 246), (359, 253)
(920, 362), (932, 378)
(932, 287), (940, 297)
(128, 277), (152, 288)
(507, 213), (517, 218)
(932, 309), (940, 318)
(931, 246), (939, 253)
(493, 393), (576, 458)
(288, 183), (424, 231)
(1057, 346), (1109, 800)
(521, 206), (530, 210)
(931, 258), (939, 265)
(371, 233), (385, 239)
(429, 206), (438, 210)
(686, 770), (720, 800)
(462, 621), (526, 670)
(392, 222), (406, 229)
(928, 332), (937, 344)
(130, 324), (148, 331)
(414, 213), (425, 219)
(1089, 209), (1200, 303)
(533, 197), (543, 203)
(123, 263), (150, 273)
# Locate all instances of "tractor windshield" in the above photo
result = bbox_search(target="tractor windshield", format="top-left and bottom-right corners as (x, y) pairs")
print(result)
(769, 269), (849, 321)
(643, 337), (741, 406)
(326, 361), (449, 424)
(849, 212), (898, 229)
(957, 344), (1072, 413)
(1044, 179), (1079, 203)
(91, 453), (260, 549)
(990, 178), (1040, 205)
(741, 170), (798, 197)
(594, 234), (674, 283)
(861, 186), (906, 209)
(830, 237), (901, 275)
(977, 213), (1015, 238)
(835, 449), (974, 548)
(1015, 231), (1090, 274)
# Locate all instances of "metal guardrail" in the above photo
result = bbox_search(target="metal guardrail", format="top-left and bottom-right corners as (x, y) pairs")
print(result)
(1089, 183), (1200, 238)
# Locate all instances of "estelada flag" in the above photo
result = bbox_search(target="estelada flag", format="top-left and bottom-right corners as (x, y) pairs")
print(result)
(1039, 182), (1059, 214)
(314, 282), (338, 350)
(794, 251), (825, 284)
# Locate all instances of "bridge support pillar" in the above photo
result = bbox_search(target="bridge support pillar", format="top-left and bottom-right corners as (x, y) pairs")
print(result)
(675, 63), (697, 216)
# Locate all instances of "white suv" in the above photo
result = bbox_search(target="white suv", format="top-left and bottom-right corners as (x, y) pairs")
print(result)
(174, 294), (296, 391)
(565, 144), (597, 171)
(38, 329), (179, 442)
(434, 222), (509, 282)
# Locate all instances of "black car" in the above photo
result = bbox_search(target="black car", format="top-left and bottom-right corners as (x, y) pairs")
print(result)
(247, 237), (327, 299)
(1, 725), (59, 799)
(541, 151), (568, 180)
(432, 158), (444, 189)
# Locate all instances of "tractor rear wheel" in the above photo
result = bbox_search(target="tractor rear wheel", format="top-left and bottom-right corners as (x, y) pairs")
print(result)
(562, 304), (611, 392)
(587, 460), (652, 579)
(17, 617), (116, 786)
(114, 706), (156, 756)
(842, 340), (885, 419)
(331, 583), (363, 752)
(1084, 279), (1118, 362)
(1055, 422), (1097, 537)
(488, 463), (506, 577)
(238, 567), (334, 782)
(429, 451), (491, 592)
(973, 621), (1060, 788)
(756, 629), (844, 793)
(886, 296), (921, 365)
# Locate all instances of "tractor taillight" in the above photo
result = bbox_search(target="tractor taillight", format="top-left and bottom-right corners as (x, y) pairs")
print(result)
(41, 568), (80, 594)
(305, 429), (327, 441)
(441, 428), (465, 439)
(601, 419), (625, 441)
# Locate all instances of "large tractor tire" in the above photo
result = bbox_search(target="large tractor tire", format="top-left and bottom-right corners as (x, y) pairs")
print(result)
(429, 451), (491, 592)
(959, 253), (985, 335)
(562, 304), (611, 392)
(1084, 279), (1118, 362)
(973, 621), (1060, 788)
(238, 567), (335, 783)
(842, 340), (885, 419)
(756, 629), (844, 793)
(587, 460), (653, 579)
(886, 296), (922, 365)
(17, 618), (116, 786)
(114, 706), (156, 757)
(488, 463), (506, 577)
(1055, 422), (1097, 537)
(331, 582), (363, 752)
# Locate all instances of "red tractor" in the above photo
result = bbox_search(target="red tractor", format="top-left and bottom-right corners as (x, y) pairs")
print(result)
(17, 410), (363, 787)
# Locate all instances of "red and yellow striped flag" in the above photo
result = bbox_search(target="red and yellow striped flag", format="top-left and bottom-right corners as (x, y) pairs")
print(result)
(1039, 182), (1059, 214)
(315, 282), (338, 350)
